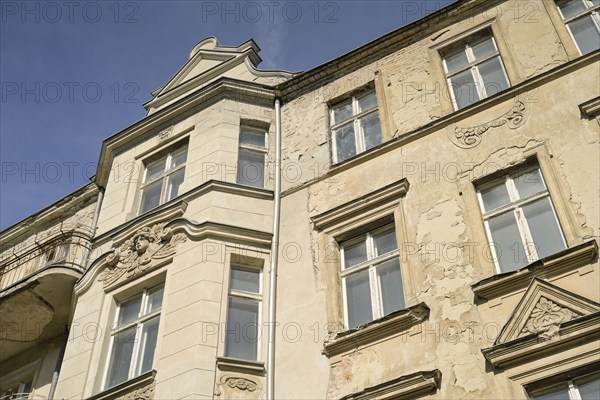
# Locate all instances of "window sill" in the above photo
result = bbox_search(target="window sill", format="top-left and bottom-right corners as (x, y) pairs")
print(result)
(322, 303), (429, 358)
(216, 357), (266, 376)
(88, 370), (156, 400)
(339, 369), (441, 400)
(472, 240), (598, 301)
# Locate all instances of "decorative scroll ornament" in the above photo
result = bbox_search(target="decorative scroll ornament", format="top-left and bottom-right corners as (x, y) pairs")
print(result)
(117, 382), (155, 400)
(451, 101), (528, 149)
(520, 297), (580, 340)
(158, 126), (174, 140)
(226, 377), (257, 392)
(100, 223), (186, 287)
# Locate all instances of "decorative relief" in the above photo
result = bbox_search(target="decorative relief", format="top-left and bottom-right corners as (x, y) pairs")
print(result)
(215, 377), (261, 398)
(116, 381), (155, 400)
(100, 223), (186, 288)
(226, 378), (257, 392)
(520, 297), (580, 340)
(451, 101), (528, 149)
(158, 126), (174, 140)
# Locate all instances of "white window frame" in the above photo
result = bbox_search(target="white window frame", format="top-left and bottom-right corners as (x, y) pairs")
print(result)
(236, 127), (267, 188)
(527, 371), (600, 399)
(101, 283), (164, 390)
(224, 265), (263, 361)
(441, 31), (510, 110)
(0, 380), (33, 400)
(138, 144), (188, 215)
(38, 242), (69, 268)
(340, 224), (403, 329)
(476, 167), (567, 273)
(556, 0), (600, 55)
(330, 90), (381, 163)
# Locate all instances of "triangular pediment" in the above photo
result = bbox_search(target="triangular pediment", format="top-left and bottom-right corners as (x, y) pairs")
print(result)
(495, 278), (600, 344)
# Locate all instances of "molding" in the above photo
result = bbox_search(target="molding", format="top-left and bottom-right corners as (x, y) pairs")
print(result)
(482, 312), (600, 368)
(322, 303), (429, 358)
(579, 96), (600, 118)
(494, 278), (600, 345)
(450, 100), (529, 149)
(216, 357), (266, 375)
(87, 370), (156, 400)
(311, 179), (409, 235)
(339, 370), (441, 400)
(472, 240), (598, 300)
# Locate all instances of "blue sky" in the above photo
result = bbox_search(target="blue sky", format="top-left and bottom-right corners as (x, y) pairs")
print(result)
(0, 0), (455, 230)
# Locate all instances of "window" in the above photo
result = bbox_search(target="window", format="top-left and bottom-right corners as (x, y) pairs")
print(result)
(139, 143), (187, 214)
(340, 224), (404, 329)
(237, 128), (266, 188)
(39, 242), (68, 267)
(528, 371), (600, 400)
(477, 167), (566, 273)
(0, 380), (32, 400)
(556, 0), (600, 55)
(441, 29), (510, 110)
(224, 266), (262, 360)
(105, 284), (164, 389)
(331, 90), (382, 163)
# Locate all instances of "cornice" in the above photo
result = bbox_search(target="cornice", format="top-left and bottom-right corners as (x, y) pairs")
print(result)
(579, 96), (600, 118)
(339, 370), (441, 400)
(216, 357), (266, 375)
(472, 240), (598, 301)
(87, 370), (156, 400)
(322, 303), (429, 358)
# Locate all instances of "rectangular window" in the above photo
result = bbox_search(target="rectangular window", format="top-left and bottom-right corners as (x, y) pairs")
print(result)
(331, 90), (382, 163)
(237, 128), (266, 188)
(441, 29), (510, 110)
(39, 242), (69, 267)
(139, 143), (188, 215)
(0, 379), (33, 400)
(105, 284), (164, 389)
(340, 224), (404, 329)
(477, 167), (566, 273)
(224, 266), (262, 361)
(556, 0), (600, 55)
(528, 371), (600, 400)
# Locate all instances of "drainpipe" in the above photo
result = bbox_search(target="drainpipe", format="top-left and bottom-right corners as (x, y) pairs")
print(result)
(266, 98), (282, 400)
(48, 184), (104, 399)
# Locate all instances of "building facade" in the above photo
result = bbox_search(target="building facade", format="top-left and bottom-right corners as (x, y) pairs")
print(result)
(1, 0), (599, 399)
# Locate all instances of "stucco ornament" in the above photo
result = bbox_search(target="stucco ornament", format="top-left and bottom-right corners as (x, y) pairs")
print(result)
(116, 381), (155, 400)
(451, 101), (528, 148)
(100, 223), (186, 287)
(226, 377), (257, 391)
(520, 297), (580, 340)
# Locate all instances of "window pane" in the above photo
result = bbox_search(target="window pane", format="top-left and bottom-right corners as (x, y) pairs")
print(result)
(357, 92), (377, 113)
(514, 169), (546, 198)
(471, 36), (496, 60)
(488, 211), (528, 272)
(444, 48), (469, 74)
(166, 168), (185, 201)
(146, 286), (164, 314)
(558, 0), (587, 18)
(237, 149), (265, 188)
(138, 317), (159, 375)
(530, 383), (570, 400)
(360, 112), (382, 151)
(335, 124), (357, 162)
(577, 375), (600, 400)
(332, 101), (353, 124)
(240, 130), (266, 147)
(118, 295), (142, 326)
(480, 182), (511, 212)
(478, 57), (509, 97)
(345, 269), (373, 329)
(377, 258), (405, 315)
(343, 239), (367, 269)
(140, 180), (162, 214)
(373, 229), (398, 256)
(449, 69), (479, 109)
(107, 327), (137, 388)
(170, 147), (187, 170)
(225, 298), (259, 360)
(145, 158), (166, 183)
(569, 15), (600, 54)
(230, 268), (260, 293)
(522, 197), (565, 259)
